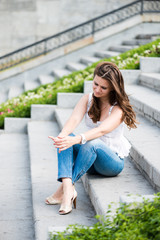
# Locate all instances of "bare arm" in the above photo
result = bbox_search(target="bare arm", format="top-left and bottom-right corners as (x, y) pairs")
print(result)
(50, 105), (123, 152)
(58, 93), (89, 137)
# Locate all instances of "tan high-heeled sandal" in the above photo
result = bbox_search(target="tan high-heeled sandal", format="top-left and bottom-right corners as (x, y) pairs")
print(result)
(45, 196), (62, 205)
(59, 189), (77, 215)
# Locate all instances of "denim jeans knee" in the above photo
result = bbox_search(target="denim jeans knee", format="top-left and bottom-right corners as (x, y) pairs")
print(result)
(57, 135), (124, 183)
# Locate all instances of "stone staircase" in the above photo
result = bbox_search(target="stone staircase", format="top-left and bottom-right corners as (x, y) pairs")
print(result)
(0, 33), (159, 105)
(0, 56), (160, 239)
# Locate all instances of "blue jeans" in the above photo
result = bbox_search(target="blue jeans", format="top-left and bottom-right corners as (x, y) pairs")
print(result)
(57, 134), (124, 183)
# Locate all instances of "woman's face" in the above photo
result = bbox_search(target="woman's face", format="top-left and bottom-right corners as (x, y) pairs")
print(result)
(93, 75), (113, 99)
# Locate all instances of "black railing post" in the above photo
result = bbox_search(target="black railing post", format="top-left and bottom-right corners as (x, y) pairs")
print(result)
(44, 39), (47, 55)
(141, 0), (144, 15)
(92, 21), (95, 36)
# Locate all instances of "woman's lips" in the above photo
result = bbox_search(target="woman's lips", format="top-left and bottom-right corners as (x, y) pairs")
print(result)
(94, 92), (101, 97)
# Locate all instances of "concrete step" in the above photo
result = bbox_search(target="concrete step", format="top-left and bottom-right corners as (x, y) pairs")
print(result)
(66, 62), (86, 72)
(4, 117), (31, 133)
(94, 50), (120, 58)
(52, 69), (71, 79)
(126, 84), (160, 127)
(8, 86), (24, 99)
(24, 80), (40, 92)
(0, 129), (5, 134)
(135, 33), (160, 39)
(55, 107), (155, 216)
(39, 75), (55, 85)
(0, 91), (8, 104)
(80, 56), (100, 65)
(57, 92), (83, 108)
(108, 45), (138, 53)
(31, 104), (57, 121)
(122, 39), (151, 46)
(140, 57), (160, 73)
(27, 120), (97, 240)
(125, 113), (160, 191)
(139, 72), (160, 92)
(0, 133), (34, 240)
(120, 194), (156, 204)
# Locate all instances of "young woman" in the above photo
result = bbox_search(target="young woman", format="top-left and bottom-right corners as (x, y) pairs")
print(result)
(46, 61), (137, 215)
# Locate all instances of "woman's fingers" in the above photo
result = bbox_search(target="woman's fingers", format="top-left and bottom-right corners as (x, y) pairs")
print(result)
(48, 136), (64, 143)
(54, 143), (67, 149)
(49, 135), (74, 152)
(48, 136), (56, 140)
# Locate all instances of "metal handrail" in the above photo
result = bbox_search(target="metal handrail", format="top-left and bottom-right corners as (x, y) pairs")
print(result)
(0, 0), (160, 71)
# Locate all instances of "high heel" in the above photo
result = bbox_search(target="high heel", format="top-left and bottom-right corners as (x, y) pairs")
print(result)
(45, 196), (62, 205)
(59, 189), (77, 215)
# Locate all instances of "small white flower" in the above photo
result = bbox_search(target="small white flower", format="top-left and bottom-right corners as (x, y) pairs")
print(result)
(133, 53), (138, 58)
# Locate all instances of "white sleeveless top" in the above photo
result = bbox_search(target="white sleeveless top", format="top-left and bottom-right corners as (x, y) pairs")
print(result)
(85, 93), (131, 158)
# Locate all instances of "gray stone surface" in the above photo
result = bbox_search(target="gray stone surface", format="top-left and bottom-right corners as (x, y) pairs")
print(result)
(0, 133), (34, 240)
(28, 121), (97, 240)
(0, 91), (8, 104)
(8, 86), (24, 99)
(139, 72), (160, 91)
(122, 39), (151, 46)
(31, 104), (57, 121)
(54, 107), (155, 216)
(125, 113), (160, 191)
(24, 80), (40, 91)
(140, 57), (160, 73)
(57, 93), (83, 108)
(0, 0), (36, 11)
(120, 194), (156, 204)
(5, 117), (31, 133)
(94, 50), (120, 58)
(39, 75), (55, 85)
(126, 84), (160, 127)
(108, 45), (138, 52)
(53, 69), (71, 79)
(80, 56), (100, 65)
(66, 62), (86, 72)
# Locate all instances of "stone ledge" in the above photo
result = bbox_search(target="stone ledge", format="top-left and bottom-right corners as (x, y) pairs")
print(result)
(120, 194), (156, 204)
(57, 93), (83, 108)
(140, 57), (160, 73)
(31, 104), (57, 121)
(4, 117), (31, 133)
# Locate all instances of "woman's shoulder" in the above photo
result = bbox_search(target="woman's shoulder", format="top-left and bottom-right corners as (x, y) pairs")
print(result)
(110, 104), (123, 116)
(81, 93), (92, 102)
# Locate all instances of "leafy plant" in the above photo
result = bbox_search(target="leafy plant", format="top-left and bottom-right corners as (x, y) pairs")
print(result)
(50, 193), (160, 240)
(0, 39), (160, 129)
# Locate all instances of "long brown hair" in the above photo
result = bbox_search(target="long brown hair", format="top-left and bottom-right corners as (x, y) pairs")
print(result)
(88, 61), (137, 129)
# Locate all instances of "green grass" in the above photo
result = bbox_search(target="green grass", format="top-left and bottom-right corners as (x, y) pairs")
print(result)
(50, 193), (160, 240)
(0, 39), (160, 129)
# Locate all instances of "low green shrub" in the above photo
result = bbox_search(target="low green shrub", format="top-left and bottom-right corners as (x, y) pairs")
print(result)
(0, 39), (160, 129)
(50, 193), (160, 240)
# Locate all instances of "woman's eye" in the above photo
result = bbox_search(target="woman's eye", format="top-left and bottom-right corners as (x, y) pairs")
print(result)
(94, 82), (98, 86)
(102, 87), (107, 90)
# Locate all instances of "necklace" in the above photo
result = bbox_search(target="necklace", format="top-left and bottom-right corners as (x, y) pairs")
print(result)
(100, 105), (109, 111)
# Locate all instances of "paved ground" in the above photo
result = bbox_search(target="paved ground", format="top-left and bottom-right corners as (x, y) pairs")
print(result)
(0, 133), (34, 240)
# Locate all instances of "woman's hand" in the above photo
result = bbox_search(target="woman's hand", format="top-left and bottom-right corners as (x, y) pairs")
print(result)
(48, 135), (81, 153)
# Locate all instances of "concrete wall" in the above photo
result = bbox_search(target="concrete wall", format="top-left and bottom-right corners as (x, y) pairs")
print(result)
(0, 0), (134, 56)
